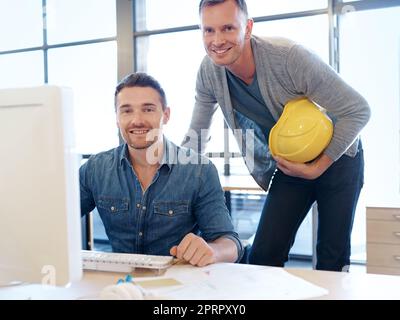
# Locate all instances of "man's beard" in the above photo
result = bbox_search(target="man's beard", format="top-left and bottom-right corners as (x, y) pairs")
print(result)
(126, 128), (162, 150)
(128, 134), (163, 165)
(128, 137), (157, 150)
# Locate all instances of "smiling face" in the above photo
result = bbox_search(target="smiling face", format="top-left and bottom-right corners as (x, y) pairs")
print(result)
(200, 0), (252, 68)
(116, 86), (170, 150)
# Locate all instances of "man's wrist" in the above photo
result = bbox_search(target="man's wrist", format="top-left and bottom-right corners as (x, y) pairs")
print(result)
(312, 154), (334, 177)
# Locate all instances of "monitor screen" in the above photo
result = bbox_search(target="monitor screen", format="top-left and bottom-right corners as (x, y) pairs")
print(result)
(0, 85), (82, 286)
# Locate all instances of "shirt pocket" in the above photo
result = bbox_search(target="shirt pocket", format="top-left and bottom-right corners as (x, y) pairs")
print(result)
(153, 200), (189, 217)
(98, 196), (129, 214)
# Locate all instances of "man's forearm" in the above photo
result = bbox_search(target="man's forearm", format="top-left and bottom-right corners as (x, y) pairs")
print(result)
(274, 153), (334, 180)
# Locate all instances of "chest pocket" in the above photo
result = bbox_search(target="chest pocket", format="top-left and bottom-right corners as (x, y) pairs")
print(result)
(98, 196), (129, 214)
(153, 201), (189, 217)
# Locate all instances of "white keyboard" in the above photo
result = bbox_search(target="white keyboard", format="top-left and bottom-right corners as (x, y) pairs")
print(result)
(82, 250), (174, 273)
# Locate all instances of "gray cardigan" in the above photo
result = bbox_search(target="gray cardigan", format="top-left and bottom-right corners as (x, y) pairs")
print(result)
(184, 35), (370, 189)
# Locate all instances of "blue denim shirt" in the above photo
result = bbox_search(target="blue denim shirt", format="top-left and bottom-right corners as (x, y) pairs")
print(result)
(80, 138), (243, 261)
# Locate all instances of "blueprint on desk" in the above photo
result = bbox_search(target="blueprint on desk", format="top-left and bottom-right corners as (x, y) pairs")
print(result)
(138, 263), (329, 300)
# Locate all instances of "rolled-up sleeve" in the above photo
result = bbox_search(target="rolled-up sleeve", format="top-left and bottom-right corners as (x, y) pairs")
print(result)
(193, 161), (244, 262)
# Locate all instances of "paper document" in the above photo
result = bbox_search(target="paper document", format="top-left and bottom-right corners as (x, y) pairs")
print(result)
(145, 263), (329, 300)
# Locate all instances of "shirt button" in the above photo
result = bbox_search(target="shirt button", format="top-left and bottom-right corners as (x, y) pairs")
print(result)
(142, 206), (146, 211)
(110, 206), (115, 212)
(168, 210), (174, 215)
(136, 203), (140, 208)
(139, 232), (143, 237)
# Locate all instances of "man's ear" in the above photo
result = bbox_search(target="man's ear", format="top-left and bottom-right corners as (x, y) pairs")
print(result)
(245, 18), (253, 40)
(116, 116), (120, 129)
(115, 104), (120, 129)
(163, 107), (171, 124)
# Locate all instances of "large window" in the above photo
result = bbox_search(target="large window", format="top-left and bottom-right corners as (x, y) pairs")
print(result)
(0, 0), (118, 155)
(339, 5), (400, 260)
(0, 0), (118, 252)
(253, 14), (329, 63)
(136, 0), (199, 30)
(246, 0), (327, 16)
(0, 51), (44, 88)
(48, 42), (118, 154)
(0, 0), (43, 51)
(46, 0), (116, 44)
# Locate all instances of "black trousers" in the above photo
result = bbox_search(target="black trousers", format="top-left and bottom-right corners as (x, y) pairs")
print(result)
(248, 145), (364, 271)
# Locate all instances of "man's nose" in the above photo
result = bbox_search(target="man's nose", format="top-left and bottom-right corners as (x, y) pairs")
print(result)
(129, 112), (145, 126)
(213, 31), (226, 47)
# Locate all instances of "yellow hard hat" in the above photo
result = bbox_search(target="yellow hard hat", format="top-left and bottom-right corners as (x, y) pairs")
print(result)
(269, 98), (333, 163)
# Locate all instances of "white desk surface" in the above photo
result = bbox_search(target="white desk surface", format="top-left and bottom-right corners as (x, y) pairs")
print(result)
(288, 268), (400, 299)
(218, 175), (262, 192)
(2, 263), (400, 300)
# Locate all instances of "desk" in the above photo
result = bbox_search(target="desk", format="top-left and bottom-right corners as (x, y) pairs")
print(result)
(219, 174), (263, 192)
(2, 264), (400, 300)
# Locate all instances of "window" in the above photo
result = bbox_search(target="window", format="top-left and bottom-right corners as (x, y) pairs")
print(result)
(0, 0), (43, 51)
(252, 14), (329, 63)
(45, 0), (118, 154)
(46, 0), (116, 44)
(0, 1), (118, 253)
(0, 0), (118, 155)
(136, 0), (199, 31)
(339, 5), (400, 261)
(48, 42), (118, 154)
(136, 30), (206, 147)
(246, 0), (327, 16)
(0, 51), (44, 88)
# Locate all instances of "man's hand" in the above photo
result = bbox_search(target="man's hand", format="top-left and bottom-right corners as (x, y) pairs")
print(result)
(170, 233), (216, 267)
(274, 153), (334, 180)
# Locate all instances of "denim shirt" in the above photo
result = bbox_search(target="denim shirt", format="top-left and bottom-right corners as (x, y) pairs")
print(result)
(79, 138), (243, 261)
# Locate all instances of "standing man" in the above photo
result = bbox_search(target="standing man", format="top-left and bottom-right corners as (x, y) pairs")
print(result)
(80, 72), (242, 266)
(183, 0), (370, 271)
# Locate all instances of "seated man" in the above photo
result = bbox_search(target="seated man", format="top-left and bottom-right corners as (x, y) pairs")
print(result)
(80, 72), (243, 266)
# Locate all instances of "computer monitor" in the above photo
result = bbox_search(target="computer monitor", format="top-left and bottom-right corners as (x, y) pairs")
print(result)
(0, 85), (82, 286)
